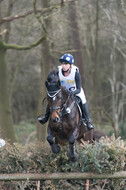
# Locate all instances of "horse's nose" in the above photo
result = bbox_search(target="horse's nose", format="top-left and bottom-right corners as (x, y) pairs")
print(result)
(51, 117), (60, 123)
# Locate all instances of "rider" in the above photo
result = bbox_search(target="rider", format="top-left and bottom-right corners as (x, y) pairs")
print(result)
(38, 53), (94, 130)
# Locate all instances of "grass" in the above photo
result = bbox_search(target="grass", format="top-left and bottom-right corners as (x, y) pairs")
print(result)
(14, 119), (126, 145)
(14, 120), (36, 145)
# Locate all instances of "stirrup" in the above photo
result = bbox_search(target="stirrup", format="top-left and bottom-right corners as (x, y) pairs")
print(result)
(81, 118), (87, 127)
(81, 118), (88, 131)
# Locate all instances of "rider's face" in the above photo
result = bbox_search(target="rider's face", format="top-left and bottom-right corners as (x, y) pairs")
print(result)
(61, 62), (71, 71)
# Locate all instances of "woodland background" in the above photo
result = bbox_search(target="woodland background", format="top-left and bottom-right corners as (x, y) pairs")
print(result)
(0, 0), (126, 144)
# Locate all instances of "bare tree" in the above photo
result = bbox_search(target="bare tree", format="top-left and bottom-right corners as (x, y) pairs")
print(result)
(36, 0), (51, 142)
(0, 0), (45, 143)
(68, 1), (85, 86)
(108, 34), (126, 137)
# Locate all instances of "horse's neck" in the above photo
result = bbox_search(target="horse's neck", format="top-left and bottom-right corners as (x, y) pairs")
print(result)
(61, 87), (73, 105)
(61, 87), (68, 101)
(61, 86), (67, 95)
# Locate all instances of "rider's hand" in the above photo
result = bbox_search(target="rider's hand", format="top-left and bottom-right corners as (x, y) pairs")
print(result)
(68, 90), (75, 96)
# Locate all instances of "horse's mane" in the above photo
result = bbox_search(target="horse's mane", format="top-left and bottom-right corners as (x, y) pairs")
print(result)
(45, 70), (61, 93)
(46, 70), (68, 97)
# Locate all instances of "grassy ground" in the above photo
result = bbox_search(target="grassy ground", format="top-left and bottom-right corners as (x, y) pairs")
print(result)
(14, 119), (126, 145)
(14, 120), (36, 145)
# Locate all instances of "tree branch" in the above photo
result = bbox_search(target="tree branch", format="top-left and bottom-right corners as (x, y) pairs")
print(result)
(120, 0), (126, 15)
(33, 0), (47, 33)
(2, 34), (45, 50)
(0, 5), (61, 25)
(0, 29), (8, 36)
(0, 10), (38, 24)
(0, 1), (76, 25)
(50, 49), (81, 54)
(0, 171), (126, 180)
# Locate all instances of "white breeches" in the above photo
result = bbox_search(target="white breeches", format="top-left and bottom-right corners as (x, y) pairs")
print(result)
(76, 88), (86, 104)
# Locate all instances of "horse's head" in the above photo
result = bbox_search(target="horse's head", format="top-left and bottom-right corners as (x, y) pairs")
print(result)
(45, 70), (62, 123)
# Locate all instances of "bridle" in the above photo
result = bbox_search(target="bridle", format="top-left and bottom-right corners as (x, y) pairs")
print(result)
(47, 88), (74, 118)
(47, 89), (62, 112)
(47, 89), (61, 98)
(48, 88), (71, 130)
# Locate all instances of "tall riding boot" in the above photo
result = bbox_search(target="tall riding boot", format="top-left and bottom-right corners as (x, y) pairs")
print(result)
(82, 102), (94, 130)
(37, 104), (50, 124)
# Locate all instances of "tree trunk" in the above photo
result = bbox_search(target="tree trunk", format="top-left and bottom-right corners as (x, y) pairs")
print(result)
(0, 47), (16, 143)
(68, 2), (85, 87)
(0, 0), (45, 143)
(36, 38), (50, 142)
(109, 36), (119, 137)
(93, 0), (100, 120)
(36, 0), (51, 142)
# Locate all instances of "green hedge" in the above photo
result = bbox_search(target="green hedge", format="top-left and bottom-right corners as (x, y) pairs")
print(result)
(0, 135), (125, 189)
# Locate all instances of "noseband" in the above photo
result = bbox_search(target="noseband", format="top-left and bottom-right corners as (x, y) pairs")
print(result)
(47, 88), (72, 117)
(47, 89), (61, 112)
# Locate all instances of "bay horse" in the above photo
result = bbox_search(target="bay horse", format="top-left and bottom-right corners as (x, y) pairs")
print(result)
(45, 70), (94, 162)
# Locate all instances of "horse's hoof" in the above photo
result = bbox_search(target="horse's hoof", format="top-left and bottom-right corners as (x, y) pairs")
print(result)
(51, 144), (61, 154)
(69, 153), (78, 162)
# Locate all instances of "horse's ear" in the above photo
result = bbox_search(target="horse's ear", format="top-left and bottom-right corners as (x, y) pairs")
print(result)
(45, 81), (49, 89)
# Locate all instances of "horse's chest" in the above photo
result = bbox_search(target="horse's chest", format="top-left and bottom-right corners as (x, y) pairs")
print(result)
(49, 122), (72, 139)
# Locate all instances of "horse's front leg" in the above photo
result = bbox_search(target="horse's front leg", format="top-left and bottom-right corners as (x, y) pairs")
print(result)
(68, 134), (78, 162)
(47, 128), (61, 154)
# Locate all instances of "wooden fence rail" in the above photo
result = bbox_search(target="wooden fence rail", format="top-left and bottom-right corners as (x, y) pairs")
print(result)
(0, 171), (126, 181)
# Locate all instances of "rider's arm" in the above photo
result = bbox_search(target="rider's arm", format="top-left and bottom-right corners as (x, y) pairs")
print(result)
(73, 69), (81, 94)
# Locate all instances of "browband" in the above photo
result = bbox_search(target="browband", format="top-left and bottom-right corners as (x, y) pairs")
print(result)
(47, 89), (61, 98)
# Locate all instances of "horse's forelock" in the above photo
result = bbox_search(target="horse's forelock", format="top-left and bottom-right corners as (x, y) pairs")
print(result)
(47, 70), (59, 83)
(46, 70), (61, 93)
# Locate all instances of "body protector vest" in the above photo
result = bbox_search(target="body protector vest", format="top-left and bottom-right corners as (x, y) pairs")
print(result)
(58, 65), (86, 104)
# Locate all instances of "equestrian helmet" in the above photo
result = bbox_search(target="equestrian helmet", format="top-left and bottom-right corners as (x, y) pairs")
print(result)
(59, 53), (74, 64)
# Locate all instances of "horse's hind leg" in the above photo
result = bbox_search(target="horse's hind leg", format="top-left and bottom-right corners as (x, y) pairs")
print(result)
(84, 129), (94, 143)
(47, 134), (61, 154)
(68, 134), (78, 162)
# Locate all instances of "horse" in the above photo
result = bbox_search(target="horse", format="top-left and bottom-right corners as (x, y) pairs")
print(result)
(44, 70), (94, 162)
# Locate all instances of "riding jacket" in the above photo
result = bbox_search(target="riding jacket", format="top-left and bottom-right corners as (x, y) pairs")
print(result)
(58, 65), (86, 104)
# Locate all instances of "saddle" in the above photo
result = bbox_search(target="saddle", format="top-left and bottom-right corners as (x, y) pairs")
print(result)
(74, 96), (87, 130)
(74, 96), (82, 117)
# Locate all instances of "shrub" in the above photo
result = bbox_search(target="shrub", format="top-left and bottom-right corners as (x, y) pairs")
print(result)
(0, 135), (125, 189)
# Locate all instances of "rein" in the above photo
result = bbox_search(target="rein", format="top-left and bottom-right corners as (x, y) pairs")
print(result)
(59, 93), (76, 130)
(47, 86), (77, 130)
(60, 93), (73, 114)
(48, 88), (75, 117)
